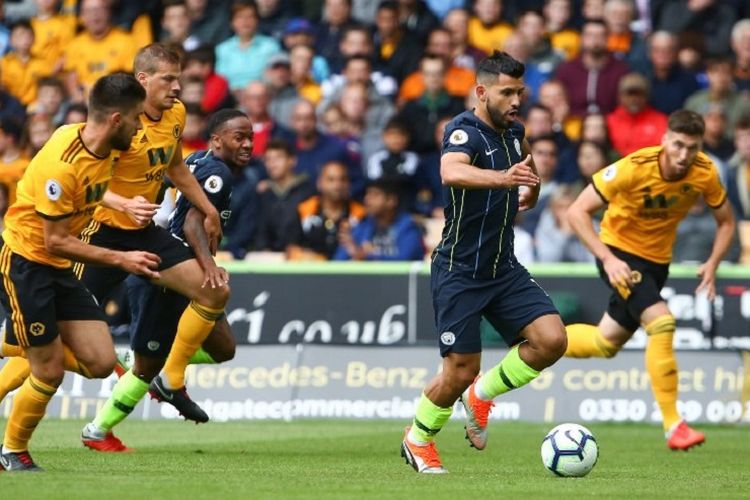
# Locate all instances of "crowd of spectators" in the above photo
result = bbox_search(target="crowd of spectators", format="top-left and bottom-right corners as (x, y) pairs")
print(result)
(0, 0), (749, 263)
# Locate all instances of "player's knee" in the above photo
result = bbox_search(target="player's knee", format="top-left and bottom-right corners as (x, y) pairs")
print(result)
(545, 327), (568, 362)
(33, 363), (65, 387)
(195, 283), (230, 309)
(453, 364), (480, 390)
(87, 354), (116, 379)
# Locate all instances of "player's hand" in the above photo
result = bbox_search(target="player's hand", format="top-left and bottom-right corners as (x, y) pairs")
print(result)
(695, 262), (718, 301)
(500, 155), (539, 189)
(123, 196), (160, 227)
(602, 254), (634, 290)
(203, 210), (223, 255)
(518, 186), (536, 211)
(120, 250), (161, 279)
(202, 265), (229, 289)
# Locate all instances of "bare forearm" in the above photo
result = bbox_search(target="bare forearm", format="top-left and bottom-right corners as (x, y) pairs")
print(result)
(567, 208), (613, 262)
(102, 190), (127, 211)
(441, 161), (505, 189)
(706, 219), (735, 268)
(47, 234), (124, 268)
(184, 210), (217, 270)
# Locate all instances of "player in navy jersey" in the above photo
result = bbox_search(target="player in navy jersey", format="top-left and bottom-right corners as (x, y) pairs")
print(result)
(81, 109), (253, 452)
(401, 51), (567, 473)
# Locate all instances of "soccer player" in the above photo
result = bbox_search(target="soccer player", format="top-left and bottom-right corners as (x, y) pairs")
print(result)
(0, 73), (158, 471)
(81, 109), (251, 452)
(564, 109), (735, 450)
(74, 42), (229, 421)
(401, 51), (567, 474)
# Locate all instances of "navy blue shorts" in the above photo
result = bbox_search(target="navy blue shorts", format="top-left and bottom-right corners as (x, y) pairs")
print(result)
(431, 262), (559, 356)
(125, 274), (188, 358)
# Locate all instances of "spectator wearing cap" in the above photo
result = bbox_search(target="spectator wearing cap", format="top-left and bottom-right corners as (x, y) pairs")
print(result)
(554, 19), (630, 118)
(606, 72), (668, 157)
(183, 45), (233, 113)
(282, 18), (331, 84)
(685, 57), (750, 139)
(215, 0), (282, 92)
(263, 52), (299, 129)
(642, 31), (700, 115)
(315, 0), (356, 66)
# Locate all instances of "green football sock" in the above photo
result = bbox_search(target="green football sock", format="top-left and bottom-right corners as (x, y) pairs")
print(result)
(408, 393), (453, 444)
(475, 345), (540, 400)
(188, 347), (217, 365)
(93, 370), (149, 432)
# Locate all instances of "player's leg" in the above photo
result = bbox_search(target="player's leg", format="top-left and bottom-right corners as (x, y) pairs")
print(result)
(192, 317), (235, 364)
(462, 269), (564, 450)
(152, 258), (229, 391)
(640, 301), (704, 450)
(403, 265), (486, 473)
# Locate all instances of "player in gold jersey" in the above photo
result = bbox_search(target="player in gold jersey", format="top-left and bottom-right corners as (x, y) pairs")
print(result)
(73, 43), (228, 424)
(565, 110), (736, 451)
(0, 73), (157, 471)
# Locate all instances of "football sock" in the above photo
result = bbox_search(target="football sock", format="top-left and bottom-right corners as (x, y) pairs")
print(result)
(63, 346), (93, 378)
(1, 341), (22, 357)
(188, 347), (217, 365)
(3, 374), (57, 452)
(163, 301), (223, 389)
(475, 345), (540, 401)
(0, 357), (30, 401)
(644, 315), (680, 431)
(565, 323), (619, 358)
(408, 393), (453, 445)
(92, 370), (149, 432)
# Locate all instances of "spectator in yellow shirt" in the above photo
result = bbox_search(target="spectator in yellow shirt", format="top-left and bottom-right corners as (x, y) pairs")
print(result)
(63, 0), (138, 102)
(1, 21), (50, 106)
(544, 0), (581, 60)
(31, 0), (76, 73)
(467, 0), (513, 55)
(0, 117), (29, 206)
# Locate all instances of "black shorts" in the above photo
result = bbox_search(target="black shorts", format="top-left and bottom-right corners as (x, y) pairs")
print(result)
(125, 274), (188, 358)
(431, 262), (559, 357)
(595, 246), (669, 332)
(0, 242), (104, 347)
(75, 220), (193, 303)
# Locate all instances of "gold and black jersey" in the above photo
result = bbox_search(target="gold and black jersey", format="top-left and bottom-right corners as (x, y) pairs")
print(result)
(93, 100), (186, 230)
(2, 123), (116, 268)
(592, 146), (727, 264)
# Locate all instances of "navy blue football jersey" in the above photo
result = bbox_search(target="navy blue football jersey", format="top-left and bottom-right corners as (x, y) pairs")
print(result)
(169, 150), (233, 239)
(432, 110), (526, 280)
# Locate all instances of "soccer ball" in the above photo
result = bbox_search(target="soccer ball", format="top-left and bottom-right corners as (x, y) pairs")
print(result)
(541, 423), (598, 477)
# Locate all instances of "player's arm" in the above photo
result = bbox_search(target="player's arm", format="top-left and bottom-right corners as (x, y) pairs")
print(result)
(102, 190), (160, 227)
(440, 152), (539, 190)
(183, 206), (228, 289)
(697, 201), (736, 300)
(566, 184), (634, 287)
(518, 138), (540, 211)
(43, 216), (160, 278)
(167, 146), (222, 253)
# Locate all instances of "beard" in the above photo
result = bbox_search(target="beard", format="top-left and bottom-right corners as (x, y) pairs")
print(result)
(486, 98), (512, 129)
(111, 129), (133, 151)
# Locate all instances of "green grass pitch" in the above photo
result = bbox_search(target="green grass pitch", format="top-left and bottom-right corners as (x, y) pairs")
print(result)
(1, 419), (747, 499)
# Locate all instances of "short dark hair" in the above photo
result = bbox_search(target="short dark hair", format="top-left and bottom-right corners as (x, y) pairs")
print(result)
(88, 73), (146, 122)
(383, 117), (410, 136)
(377, 1), (398, 13)
(207, 109), (248, 136)
(526, 103), (552, 117)
(185, 45), (216, 67)
(735, 113), (750, 132)
(477, 51), (525, 83)
(344, 54), (371, 68)
(134, 43), (182, 74)
(184, 102), (205, 117)
(0, 116), (24, 143)
(667, 109), (705, 137)
(231, 0), (258, 18)
(529, 133), (557, 149)
(162, 0), (186, 8)
(367, 177), (401, 199)
(37, 76), (65, 93)
(10, 19), (33, 34)
(266, 138), (295, 157)
(341, 23), (371, 41)
(582, 18), (608, 32)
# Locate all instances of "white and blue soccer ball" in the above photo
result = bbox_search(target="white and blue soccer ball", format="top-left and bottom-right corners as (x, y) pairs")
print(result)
(541, 423), (598, 477)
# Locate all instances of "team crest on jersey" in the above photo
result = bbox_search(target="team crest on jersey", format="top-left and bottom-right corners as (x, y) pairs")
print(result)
(29, 322), (46, 336)
(514, 138), (521, 156)
(602, 165), (617, 181)
(147, 341), (160, 351)
(45, 179), (62, 201)
(449, 129), (468, 145)
(173, 124), (181, 138)
(204, 175), (223, 193)
(440, 331), (456, 345)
